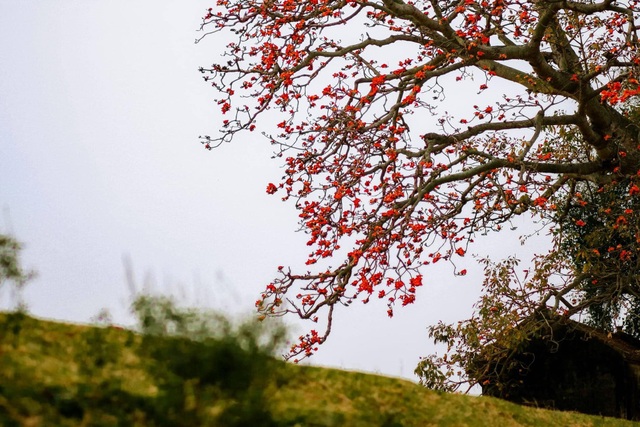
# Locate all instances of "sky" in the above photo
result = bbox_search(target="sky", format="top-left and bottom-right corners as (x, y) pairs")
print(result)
(0, 1), (549, 381)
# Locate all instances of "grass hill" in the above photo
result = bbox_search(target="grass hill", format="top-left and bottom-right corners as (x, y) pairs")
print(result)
(0, 306), (637, 427)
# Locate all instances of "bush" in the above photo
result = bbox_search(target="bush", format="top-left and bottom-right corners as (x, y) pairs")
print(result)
(131, 294), (287, 426)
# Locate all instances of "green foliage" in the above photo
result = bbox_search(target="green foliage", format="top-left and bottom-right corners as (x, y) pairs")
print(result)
(418, 255), (559, 393)
(0, 234), (33, 310)
(0, 234), (23, 282)
(414, 357), (451, 392)
(559, 178), (640, 336)
(131, 293), (286, 426)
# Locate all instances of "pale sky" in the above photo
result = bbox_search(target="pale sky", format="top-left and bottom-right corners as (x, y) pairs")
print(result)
(0, 1), (548, 381)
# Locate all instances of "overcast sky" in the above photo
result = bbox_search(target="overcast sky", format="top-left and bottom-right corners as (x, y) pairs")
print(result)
(0, 1), (549, 381)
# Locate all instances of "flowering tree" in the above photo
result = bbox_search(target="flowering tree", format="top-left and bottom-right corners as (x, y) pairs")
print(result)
(198, 0), (640, 369)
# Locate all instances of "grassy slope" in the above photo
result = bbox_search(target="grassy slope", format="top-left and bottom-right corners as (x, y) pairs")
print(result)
(0, 312), (637, 427)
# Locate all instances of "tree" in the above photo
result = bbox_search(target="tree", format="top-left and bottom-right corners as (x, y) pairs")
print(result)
(0, 234), (32, 310)
(198, 0), (640, 366)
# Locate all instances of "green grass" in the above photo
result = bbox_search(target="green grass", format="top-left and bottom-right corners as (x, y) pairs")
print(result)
(0, 311), (637, 427)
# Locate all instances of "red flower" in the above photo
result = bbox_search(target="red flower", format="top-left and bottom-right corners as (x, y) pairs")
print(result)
(266, 183), (278, 194)
(575, 219), (586, 227)
(533, 197), (547, 207)
(410, 275), (423, 287)
(371, 75), (386, 86)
